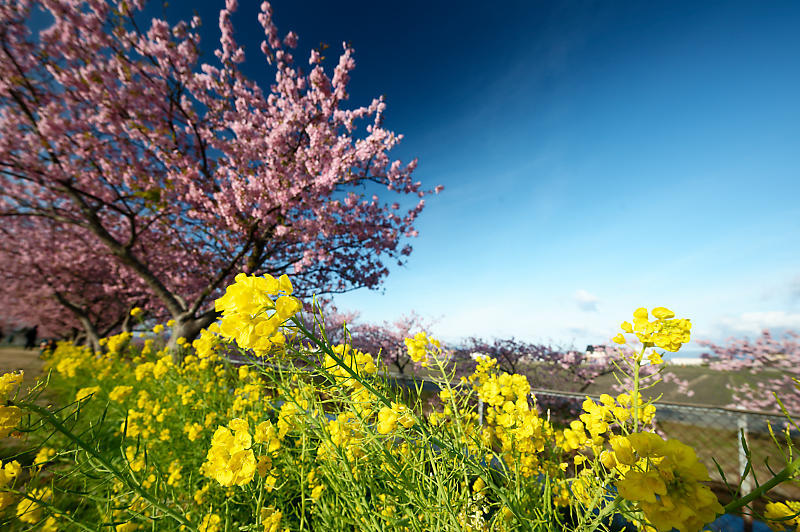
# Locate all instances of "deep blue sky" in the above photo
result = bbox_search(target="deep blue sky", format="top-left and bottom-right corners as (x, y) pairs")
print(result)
(161, 0), (800, 352)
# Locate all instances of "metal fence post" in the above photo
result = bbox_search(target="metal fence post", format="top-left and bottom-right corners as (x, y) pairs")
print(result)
(738, 414), (753, 495)
(478, 398), (484, 426)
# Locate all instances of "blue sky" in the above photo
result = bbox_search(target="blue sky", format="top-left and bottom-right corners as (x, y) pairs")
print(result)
(167, 0), (800, 352)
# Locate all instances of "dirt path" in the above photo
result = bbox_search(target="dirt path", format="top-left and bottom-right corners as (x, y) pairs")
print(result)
(0, 346), (45, 392)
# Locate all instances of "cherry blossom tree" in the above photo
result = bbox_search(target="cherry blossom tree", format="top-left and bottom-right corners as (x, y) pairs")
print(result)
(349, 312), (433, 375)
(0, 0), (439, 354)
(306, 300), (361, 347)
(0, 217), (151, 351)
(451, 338), (623, 393)
(699, 330), (800, 415)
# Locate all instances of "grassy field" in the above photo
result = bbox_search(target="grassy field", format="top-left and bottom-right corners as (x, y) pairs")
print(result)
(656, 419), (800, 500)
(575, 364), (789, 408)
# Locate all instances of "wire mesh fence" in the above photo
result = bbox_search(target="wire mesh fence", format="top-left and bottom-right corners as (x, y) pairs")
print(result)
(532, 389), (800, 501)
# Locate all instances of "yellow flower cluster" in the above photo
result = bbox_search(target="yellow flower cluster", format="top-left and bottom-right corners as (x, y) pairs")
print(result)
(611, 432), (724, 532)
(319, 412), (365, 461)
(33, 447), (56, 470)
(215, 273), (302, 355)
(75, 385), (100, 402)
(376, 402), (415, 434)
(466, 355), (498, 386)
(403, 331), (442, 365)
(474, 371), (529, 412)
(203, 419), (256, 487)
(615, 307), (691, 352)
(469, 358), (556, 478)
(254, 420), (282, 453)
(324, 344), (377, 387)
(764, 500), (800, 532)
(101, 331), (133, 356)
(0, 371), (23, 398)
(0, 371), (23, 438)
(192, 327), (221, 360)
(109, 385), (134, 402)
(184, 422), (204, 441)
(261, 506), (283, 532)
(199, 513), (222, 532)
(277, 392), (308, 439)
(16, 487), (52, 524)
(0, 459), (22, 510)
(562, 393), (656, 453)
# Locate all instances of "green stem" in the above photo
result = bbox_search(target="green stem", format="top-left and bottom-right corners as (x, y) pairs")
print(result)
(290, 316), (525, 522)
(583, 495), (622, 532)
(631, 344), (647, 433)
(11, 400), (194, 529)
(292, 318), (392, 409)
(724, 456), (800, 514)
(255, 473), (265, 530)
(5, 489), (96, 532)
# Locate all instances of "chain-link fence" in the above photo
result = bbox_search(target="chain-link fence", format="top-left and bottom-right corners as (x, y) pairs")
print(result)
(532, 389), (800, 501)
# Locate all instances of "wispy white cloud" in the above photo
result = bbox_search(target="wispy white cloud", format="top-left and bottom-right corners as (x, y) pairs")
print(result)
(715, 311), (800, 335)
(574, 289), (599, 312)
(790, 276), (800, 303)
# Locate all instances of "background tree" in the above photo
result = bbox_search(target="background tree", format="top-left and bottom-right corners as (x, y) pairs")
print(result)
(308, 300), (361, 347)
(699, 330), (800, 415)
(452, 338), (622, 393)
(0, 218), (150, 350)
(0, 0), (439, 355)
(349, 312), (433, 375)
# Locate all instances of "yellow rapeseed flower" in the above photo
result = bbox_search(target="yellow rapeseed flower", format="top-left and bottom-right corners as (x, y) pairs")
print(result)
(0, 405), (22, 438)
(0, 371), (23, 399)
(215, 273), (301, 355)
(16, 487), (52, 524)
(615, 432), (723, 532)
(199, 513), (222, 532)
(33, 448), (56, 470)
(203, 419), (256, 487)
(764, 501), (800, 532)
(75, 386), (100, 402)
(109, 385), (133, 402)
(261, 506), (283, 532)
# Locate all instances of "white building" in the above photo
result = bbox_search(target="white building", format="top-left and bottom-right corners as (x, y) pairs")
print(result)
(669, 357), (706, 366)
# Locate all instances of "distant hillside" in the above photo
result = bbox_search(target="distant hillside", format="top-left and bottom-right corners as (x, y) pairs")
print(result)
(553, 365), (788, 409)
